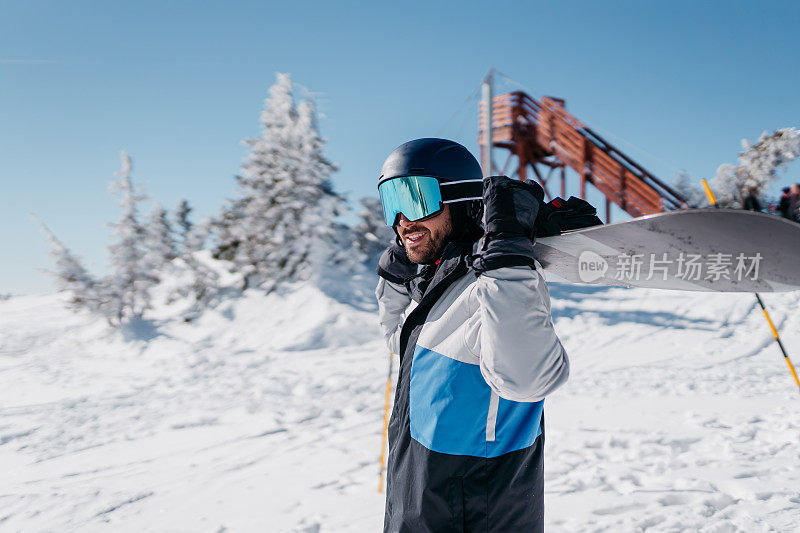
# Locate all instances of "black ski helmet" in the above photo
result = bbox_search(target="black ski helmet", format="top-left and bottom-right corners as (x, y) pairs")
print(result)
(379, 138), (484, 243)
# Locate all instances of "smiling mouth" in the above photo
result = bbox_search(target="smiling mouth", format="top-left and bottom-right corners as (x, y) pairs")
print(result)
(404, 231), (426, 245)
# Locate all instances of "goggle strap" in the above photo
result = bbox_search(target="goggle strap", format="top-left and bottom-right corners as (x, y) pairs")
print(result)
(442, 197), (483, 204)
(439, 179), (483, 202)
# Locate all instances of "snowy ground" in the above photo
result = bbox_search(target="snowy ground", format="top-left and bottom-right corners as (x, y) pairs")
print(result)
(2, 275), (800, 532)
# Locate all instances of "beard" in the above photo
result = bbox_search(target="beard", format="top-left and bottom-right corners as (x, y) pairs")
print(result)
(400, 217), (453, 265)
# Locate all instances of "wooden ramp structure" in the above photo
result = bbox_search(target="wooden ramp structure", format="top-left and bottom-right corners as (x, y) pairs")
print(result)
(479, 91), (687, 221)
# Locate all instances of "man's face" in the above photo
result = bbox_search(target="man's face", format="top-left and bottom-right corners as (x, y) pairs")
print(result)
(396, 205), (453, 264)
(791, 184), (800, 195)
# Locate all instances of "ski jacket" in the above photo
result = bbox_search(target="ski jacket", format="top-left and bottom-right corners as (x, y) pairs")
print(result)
(790, 194), (800, 222)
(377, 240), (569, 532)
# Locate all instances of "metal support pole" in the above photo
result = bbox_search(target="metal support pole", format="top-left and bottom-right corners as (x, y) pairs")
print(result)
(481, 70), (494, 177)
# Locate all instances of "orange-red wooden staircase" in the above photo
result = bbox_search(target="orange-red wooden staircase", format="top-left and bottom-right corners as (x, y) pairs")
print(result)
(479, 92), (686, 220)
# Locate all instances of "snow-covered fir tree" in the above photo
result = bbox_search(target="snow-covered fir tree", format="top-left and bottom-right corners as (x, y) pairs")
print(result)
(176, 215), (219, 315)
(712, 128), (800, 207)
(172, 253), (221, 321)
(36, 216), (105, 313)
(288, 97), (345, 273)
(143, 202), (177, 278)
(672, 170), (708, 209)
(184, 217), (209, 254)
(211, 198), (246, 261)
(107, 151), (155, 323)
(353, 197), (395, 263)
(174, 199), (194, 253)
(213, 73), (344, 290)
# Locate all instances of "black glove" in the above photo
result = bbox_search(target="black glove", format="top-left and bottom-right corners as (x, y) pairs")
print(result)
(483, 175), (544, 238)
(376, 243), (418, 284)
(473, 176), (543, 273)
(534, 196), (602, 238)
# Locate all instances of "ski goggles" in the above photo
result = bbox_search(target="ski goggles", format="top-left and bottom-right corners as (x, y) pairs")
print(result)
(378, 176), (483, 226)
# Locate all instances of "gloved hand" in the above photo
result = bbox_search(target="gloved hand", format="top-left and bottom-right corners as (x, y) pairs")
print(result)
(473, 176), (544, 273)
(376, 243), (418, 284)
(483, 175), (544, 238)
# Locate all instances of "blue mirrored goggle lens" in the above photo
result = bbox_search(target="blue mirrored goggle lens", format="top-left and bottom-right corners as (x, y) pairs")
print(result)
(378, 176), (443, 226)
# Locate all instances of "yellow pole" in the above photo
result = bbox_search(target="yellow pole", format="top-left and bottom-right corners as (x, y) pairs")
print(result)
(755, 294), (800, 391)
(701, 180), (800, 393)
(378, 353), (394, 493)
(701, 179), (717, 206)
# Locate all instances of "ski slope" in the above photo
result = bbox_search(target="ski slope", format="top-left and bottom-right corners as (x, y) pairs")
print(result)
(2, 273), (799, 532)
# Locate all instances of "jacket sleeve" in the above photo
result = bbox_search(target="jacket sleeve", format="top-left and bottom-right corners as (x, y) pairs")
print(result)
(376, 278), (412, 354)
(469, 264), (569, 402)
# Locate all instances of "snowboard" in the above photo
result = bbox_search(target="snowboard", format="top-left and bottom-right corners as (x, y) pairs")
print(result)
(534, 209), (800, 292)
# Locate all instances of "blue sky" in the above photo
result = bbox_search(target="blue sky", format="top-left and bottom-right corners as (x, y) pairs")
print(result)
(2, 1), (799, 294)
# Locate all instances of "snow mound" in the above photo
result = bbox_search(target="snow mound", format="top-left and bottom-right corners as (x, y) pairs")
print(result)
(2, 276), (800, 532)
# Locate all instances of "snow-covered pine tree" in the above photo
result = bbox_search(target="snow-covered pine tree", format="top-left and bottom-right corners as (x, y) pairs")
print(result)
(213, 73), (344, 290)
(184, 216), (209, 254)
(353, 197), (395, 263)
(175, 252), (221, 321)
(285, 97), (344, 276)
(175, 198), (193, 253)
(712, 128), (800, 207)
(35, 216), (104, 313)
(212, 74), (297, 287)
(107, 151), (155, 323)
(672, 170), (708, 209)
(211, 198), (246, 261)
(179, 216), (218, 313)
(143, 202), (177, 279)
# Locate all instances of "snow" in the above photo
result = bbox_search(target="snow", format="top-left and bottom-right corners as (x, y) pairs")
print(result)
(2, 274), (800, 531)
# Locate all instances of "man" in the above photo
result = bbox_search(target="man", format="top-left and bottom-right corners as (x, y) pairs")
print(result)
(375, 138), (569, 532)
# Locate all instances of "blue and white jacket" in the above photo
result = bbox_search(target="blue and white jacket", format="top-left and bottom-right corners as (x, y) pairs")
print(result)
(378, 240), (570, 532)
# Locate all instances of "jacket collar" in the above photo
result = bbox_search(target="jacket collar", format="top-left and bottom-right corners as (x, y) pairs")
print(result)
(406, 240), (475, 304)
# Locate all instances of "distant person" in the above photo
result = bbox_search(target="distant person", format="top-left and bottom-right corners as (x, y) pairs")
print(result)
(789, 183), (800, 222)
(777, 186), (791, 218)
(742, 186), (762, 212)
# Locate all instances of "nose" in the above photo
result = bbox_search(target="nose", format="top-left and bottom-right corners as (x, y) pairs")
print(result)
(396, 213), (412, 228)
